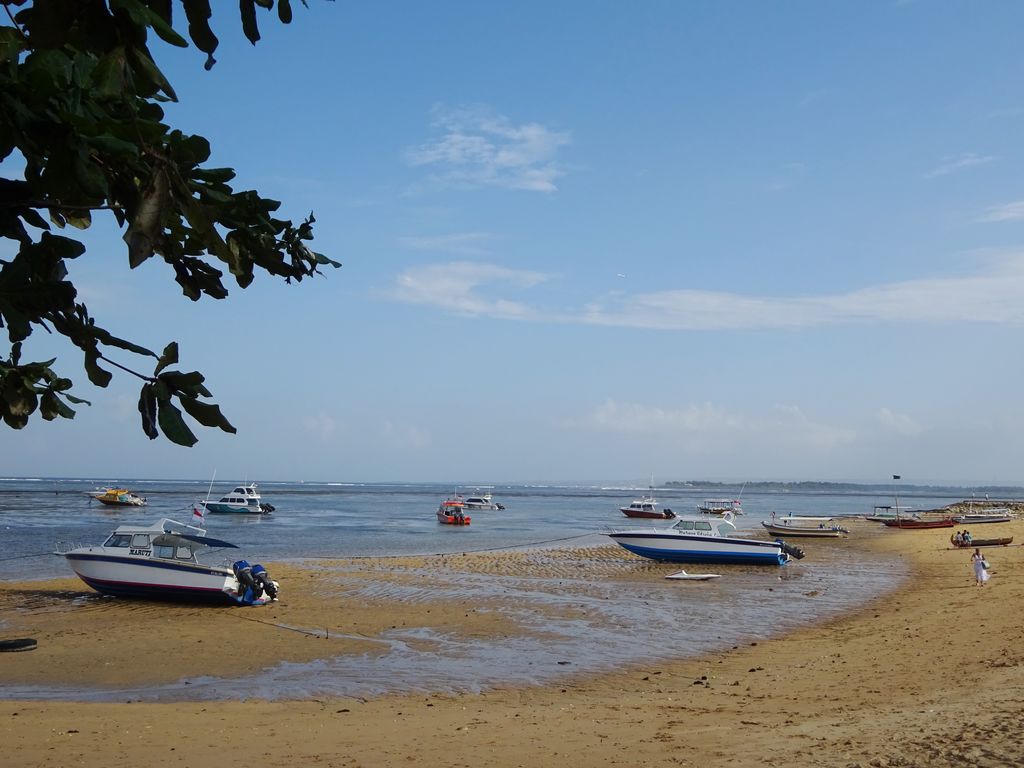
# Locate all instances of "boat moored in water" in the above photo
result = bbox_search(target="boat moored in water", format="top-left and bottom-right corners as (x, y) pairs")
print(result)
(437, 498), (471, 525)
(697, 498), (744, 516)
(200, 483), (275, 515)
(58, 518), (278, 605)
(461, 489), (505, 510)
(620, 495), (675, 519)
(608, 512), (803, 565)
(89, 487), (147, 507)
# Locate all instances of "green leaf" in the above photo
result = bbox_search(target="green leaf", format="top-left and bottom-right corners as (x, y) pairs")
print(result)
(84, 349), (113, 388)
(40, 391), (76, 421)
(157, 399), (198, 446)
(110, 0), (189, 48)
(138, 383), (158, 439)
(179, 396), (236, 433)
(278, 0), (293, 24)
(154, 342), (179, 375)
(0, 27), (23, 64)
(240, 0), (261, 45)
(182, 0), (219, 55)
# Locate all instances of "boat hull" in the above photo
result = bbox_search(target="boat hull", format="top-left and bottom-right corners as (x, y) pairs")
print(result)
(883, 518), (954, 529)
(621, 509), (675, 519)
(608, 532), (788, 565)
(761, 522), (847, 538)
(951, 537), (1013, 548)
(65, 551), (239, 604)
(201, 502), (267, 515)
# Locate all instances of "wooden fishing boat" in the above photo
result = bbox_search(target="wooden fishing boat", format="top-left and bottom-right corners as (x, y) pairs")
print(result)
(950, 535), (1013, 548)
(883, 517), (954, 529)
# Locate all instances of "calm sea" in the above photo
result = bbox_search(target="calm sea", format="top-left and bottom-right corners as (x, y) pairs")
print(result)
(0, 478), (968, 701)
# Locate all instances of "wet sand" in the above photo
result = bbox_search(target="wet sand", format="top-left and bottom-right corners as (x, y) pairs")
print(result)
(1, 519), (1022, 766)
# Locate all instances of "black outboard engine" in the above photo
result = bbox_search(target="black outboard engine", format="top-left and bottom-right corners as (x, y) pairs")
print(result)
(251, 563), (277, 600)
(778, 541), (806, 560)
(232, 559), (262, 600)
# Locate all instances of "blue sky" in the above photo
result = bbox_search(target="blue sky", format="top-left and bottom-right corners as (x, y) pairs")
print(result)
(5, 1), (1024, 485)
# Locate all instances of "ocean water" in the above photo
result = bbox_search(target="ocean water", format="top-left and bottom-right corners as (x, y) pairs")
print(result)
(0, 478), (967, 701)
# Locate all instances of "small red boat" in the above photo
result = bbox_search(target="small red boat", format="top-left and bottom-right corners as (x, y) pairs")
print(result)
(436, 498), (471, 526)
(620, 495), (675, 519)
(884, 517), (954, 529)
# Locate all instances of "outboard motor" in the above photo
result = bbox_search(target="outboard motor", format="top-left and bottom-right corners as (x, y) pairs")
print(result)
(232, 559), (261, 600)
(251, 563), (278, 600)
(778, 541), (806, 561)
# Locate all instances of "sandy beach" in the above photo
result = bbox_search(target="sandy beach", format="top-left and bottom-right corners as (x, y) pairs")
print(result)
(1, 519), (1022, 767)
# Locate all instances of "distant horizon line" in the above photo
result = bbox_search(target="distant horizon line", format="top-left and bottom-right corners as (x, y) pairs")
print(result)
(3, 476), (1024, 492)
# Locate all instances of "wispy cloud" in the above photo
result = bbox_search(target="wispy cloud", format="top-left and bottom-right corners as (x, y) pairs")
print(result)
(585, 399), (744, 434)
(390, 253), (1024, 330)
(925, 152), (995, 178)
(382, 421), (430, 450)
(303, 412), (338, 441)
(978, 200), (1024, 223)
(579, 399), (854, 448)
(398, 232), (493, 256)
(406, 104), (571, 192)
(877, 408), (923, 436)
(391, 261), (547, 319)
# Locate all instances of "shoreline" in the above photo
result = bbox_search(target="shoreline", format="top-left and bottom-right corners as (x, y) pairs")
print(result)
(1, 520), (1022, 766)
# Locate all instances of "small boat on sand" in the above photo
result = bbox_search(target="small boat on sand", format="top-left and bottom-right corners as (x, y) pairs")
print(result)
(90, 488), (147, 507)
(761, 515), (849, 538)
(436, 498), (471, 525)
(665, 570), (721, 581)
(951, 510), (1013, 525)
(864, 505), (916, 522)
(608, 512), (803, 566)
(59, 518), (278, 605)
(883, 517), (954, 529)
(950, 535), (1013, 548)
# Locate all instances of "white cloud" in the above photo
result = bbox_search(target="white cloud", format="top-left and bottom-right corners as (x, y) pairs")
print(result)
(303, 412), (338, 441)
(406, 104), (571, 192)
(925, 152), (995, 178)
(382, 421), (430, 450)
(398, 232), (492, 256)
(391, 261), (547, 320)
(579, 399), (854, 450)
(585, 399), (744, 434)
(390, 252), (1024, 330)
(877, 408), (923, 436)
(978, 200), (1024, 223)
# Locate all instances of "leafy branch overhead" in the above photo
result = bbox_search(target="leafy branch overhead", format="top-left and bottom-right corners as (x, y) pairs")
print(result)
(0, 0), (339, 445)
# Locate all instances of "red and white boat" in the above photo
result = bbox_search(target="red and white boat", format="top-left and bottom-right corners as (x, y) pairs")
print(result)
(620, 495), (675, 519)
(436, 498), (471, 525)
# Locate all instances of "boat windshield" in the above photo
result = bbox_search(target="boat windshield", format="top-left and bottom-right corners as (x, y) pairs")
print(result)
(673, 520), (715, 533)
(103, 533), (132, 548)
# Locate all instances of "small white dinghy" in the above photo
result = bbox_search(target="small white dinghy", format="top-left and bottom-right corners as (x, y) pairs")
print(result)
(665, 570), (721, 581)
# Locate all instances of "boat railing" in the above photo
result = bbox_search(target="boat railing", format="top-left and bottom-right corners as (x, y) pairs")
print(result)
(54, 540), (89, 554)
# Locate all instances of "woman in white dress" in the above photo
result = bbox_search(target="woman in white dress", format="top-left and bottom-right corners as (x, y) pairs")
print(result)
(971, 548), (990, 586)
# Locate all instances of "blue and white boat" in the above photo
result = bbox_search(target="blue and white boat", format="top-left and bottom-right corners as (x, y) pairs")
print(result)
(59, 518), (278, 605)
(200, 483), (275, 515)
(607, 512), (802, 566)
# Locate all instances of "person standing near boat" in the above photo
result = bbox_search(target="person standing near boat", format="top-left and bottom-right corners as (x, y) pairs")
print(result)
(971, 548), (991, 587)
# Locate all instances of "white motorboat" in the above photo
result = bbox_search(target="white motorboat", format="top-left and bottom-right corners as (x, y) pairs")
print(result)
(952, 511), (1013, 524)
(59, 518), (278, 605)
(461, 489), (505, 510)
(697, 498), (744, 516)
(608, 512), (803, 566)
(620, 495), (676, 519)
(200, 483), (275, 515)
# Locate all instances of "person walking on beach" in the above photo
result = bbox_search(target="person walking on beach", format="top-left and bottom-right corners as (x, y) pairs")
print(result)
(971, 548), (990, 586)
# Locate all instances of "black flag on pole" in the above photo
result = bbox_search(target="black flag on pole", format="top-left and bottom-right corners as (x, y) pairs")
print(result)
(892, 475), (901, 480)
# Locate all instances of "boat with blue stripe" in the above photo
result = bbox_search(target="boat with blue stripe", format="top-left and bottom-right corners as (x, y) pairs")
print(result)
(607, 512), (802, 566)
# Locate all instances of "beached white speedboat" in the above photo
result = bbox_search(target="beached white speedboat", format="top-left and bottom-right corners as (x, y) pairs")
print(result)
(59, 518), (278, 605)
(608, 512), (802, 565)
(200, 483), (275, 515)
